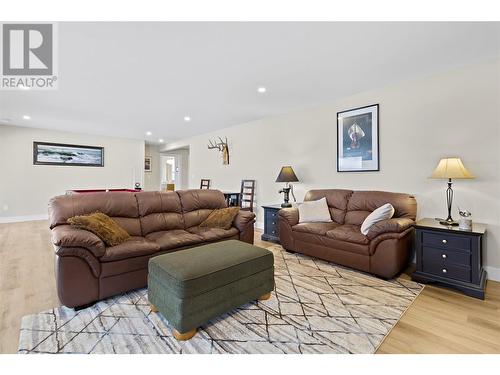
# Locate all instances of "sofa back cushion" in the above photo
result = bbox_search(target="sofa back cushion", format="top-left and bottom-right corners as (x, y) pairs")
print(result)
(345, 191), (417, 225)
(136, 191), (184, 235)
(304, 189), (353, 224)
(48, 192), (142, 236)
(177, 189), (227, 228)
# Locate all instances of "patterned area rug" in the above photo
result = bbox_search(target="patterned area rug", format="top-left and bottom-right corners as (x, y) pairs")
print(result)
(18, 245), (423, 354)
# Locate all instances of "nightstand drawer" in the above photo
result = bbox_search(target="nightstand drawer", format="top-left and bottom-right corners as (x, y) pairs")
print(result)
(422, 260), (471, 283)
(422, 246), (471, 266)
(265, 221), (279, 235)
(422, 231), (471, 252)
(265, 210), (279, 223)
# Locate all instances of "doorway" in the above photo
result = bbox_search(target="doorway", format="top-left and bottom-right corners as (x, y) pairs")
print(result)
(160, 147), (189, 191)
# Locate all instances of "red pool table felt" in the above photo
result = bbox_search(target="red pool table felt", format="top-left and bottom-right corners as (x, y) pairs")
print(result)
(68, 189), (141, 193)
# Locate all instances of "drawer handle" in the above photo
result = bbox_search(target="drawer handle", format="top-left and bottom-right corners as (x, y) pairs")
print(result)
(442, 269), (447, 274)
(442, 254), (447, 259)
(442, 239), (447, 244)
(272, 221), (276, 225)
(272, 213), (276, 217)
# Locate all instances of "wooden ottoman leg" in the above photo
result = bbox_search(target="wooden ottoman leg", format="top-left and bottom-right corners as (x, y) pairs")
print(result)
(173, 328), (197, 341)
(150, 304), (159, 313)
(258, 292), (271, 301)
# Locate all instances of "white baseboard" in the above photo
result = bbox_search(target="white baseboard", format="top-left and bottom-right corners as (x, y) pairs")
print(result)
(0, 214), (48, 224)
(485, 266), (500, 282)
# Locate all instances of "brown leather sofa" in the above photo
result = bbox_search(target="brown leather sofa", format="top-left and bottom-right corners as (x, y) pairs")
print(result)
(48, 189), (255, 308)
(279, 189), (417, 279)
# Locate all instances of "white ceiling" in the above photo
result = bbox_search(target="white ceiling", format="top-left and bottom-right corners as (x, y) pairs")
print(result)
(1, 22), (499, 143)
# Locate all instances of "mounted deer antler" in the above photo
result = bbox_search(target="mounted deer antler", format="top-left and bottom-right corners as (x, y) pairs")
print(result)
(207, 136), (229, 165)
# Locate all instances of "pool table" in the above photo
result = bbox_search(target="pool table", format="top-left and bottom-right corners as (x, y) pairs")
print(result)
(66, 189), (142, 194)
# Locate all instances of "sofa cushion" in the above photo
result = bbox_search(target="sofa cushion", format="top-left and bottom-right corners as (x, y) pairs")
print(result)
(292, 230), (369, 255)
(177, 189), (227, 228)
(304, 189), (353, 224)
(48, 192), (139, 229)
(326, 224), (369, 245)
(146, 230), (203, 251)
(136, 191), (184, 235)
(187, 226), (239, 242)
(345, 190), (417, 225)
(101, 236), (161, 262)
(292, 222), (339, 236)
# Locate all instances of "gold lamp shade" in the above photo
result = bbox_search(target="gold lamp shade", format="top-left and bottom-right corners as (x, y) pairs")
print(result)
(431, 158), (474, 180)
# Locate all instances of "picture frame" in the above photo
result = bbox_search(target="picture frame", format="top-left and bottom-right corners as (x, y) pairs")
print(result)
(33, 142), (104, 167)
(145, 156), (152, 172)
(337, 104), (379, 172)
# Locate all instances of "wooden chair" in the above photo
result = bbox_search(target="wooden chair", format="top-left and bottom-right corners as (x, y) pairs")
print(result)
(240, 179), (256, 212)
(200, 179), (211, 189)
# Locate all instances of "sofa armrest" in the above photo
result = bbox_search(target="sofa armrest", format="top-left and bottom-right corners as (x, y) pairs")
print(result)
(55, 247), (101, 277)
(366, 218), (415, 240)
(233, 210), (256, 232)
(51, 225), (106, 258)
(233, 210), (256, 244)
(278, 207), (299, 226)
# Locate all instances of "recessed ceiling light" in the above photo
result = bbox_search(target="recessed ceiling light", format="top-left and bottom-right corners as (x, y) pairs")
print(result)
(184, 116), (191, 122)
(257, 87), (267, 93)
(158, 139), (164, 143)
(23, 115), (31, 120)
(146, 131), (152, 136)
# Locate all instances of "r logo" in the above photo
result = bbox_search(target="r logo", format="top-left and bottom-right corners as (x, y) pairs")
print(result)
(2, 24), (53, 75)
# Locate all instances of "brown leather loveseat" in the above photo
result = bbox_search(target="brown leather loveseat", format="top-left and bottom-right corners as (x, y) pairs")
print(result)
(48, 189), (255, 308)
(279, 189), (417, 278)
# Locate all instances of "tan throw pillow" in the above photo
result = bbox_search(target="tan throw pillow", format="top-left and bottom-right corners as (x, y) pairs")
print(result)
(199, 207), (240, 230)
(67, 212), (130, 247)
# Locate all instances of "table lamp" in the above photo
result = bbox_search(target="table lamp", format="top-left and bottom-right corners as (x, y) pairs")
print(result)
(430, 157), (474, 226)
(276, 166), (299, 208)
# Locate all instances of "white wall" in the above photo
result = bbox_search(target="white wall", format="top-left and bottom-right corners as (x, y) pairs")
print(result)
(0, 125), (145, 221)
(166, 58), (500, 277)
(144, 144), (161, 191)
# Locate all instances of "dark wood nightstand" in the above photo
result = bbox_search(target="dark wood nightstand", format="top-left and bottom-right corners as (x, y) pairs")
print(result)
(261, 204), (283, 243)
(411, 218), (487, 299)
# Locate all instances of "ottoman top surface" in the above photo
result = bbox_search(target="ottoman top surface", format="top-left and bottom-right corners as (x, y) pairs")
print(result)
(148, 240), (274, 298)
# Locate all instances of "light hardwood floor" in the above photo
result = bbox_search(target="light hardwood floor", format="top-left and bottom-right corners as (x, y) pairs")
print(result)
(0, 220), (499, 353)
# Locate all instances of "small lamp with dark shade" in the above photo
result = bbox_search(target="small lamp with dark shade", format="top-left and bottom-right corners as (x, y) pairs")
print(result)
(430, 157), (474, 226)
(276, 166), (299, 208)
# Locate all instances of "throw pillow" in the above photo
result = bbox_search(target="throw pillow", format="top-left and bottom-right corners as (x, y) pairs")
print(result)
(360, 203), (395, 235)
(298, 197), (332, 223)
(199, 207), (240, 230)
(67, 212), (130, 247)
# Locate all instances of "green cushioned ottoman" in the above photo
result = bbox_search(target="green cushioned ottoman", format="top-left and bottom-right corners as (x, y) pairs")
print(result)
(147, 239), (274, 340)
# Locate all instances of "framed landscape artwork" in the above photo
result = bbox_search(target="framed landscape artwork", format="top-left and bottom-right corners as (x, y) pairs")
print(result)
(337, 104), (379, 172)
(33, 142), (104, 167)
(145, 156), (152, 172)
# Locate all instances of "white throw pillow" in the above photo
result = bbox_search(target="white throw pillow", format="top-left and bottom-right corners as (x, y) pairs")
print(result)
(298, 197), (332, 223)
(360, 203), (395, 235)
